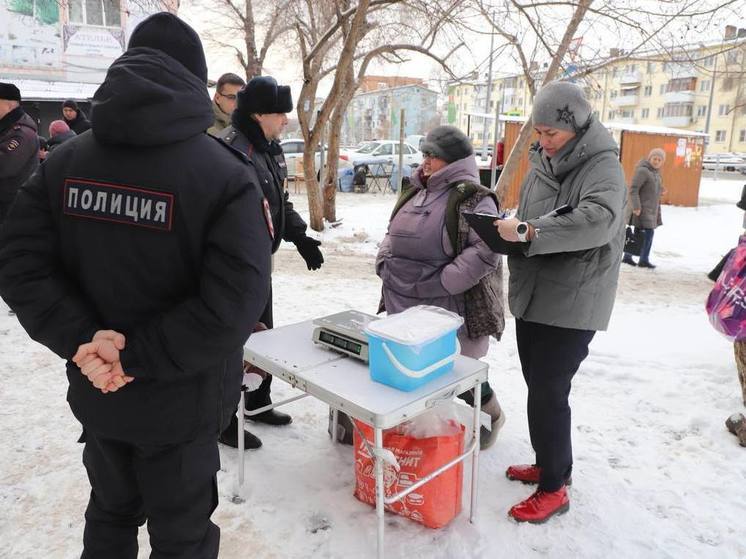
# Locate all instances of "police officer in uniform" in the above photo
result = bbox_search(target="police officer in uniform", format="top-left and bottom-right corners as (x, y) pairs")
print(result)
(0, 14), (271, 558)
(219, 76), (324, 449)
(0, 83), (38, 225)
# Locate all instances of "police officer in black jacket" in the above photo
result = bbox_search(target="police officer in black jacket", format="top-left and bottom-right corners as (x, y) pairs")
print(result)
(0, 82), (38, 225)
(219, 76), (323, 449)
(0, 14), (271, 558)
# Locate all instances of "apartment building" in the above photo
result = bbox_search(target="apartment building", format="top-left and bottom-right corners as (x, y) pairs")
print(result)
(342, 83), (439, 146)
(448, 26), (746, 154)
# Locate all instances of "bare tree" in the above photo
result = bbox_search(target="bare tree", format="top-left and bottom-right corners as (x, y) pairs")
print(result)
(190, 0), (294, 79)
(292, 0), (466, 229)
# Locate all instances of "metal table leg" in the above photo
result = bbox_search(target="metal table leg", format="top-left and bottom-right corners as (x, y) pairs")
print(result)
(375, 426), (385, 559)
(238, 389), (245, 486)
(332, 408), (339, 444)
(470, 382), (482, 522)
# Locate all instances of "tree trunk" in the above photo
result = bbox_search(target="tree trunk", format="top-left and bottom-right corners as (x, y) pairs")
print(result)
(303, 146), (324, 231)
(495, 0), (594, 205)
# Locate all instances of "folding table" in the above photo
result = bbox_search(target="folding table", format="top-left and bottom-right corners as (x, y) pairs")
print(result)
(239, 319), (488, 559)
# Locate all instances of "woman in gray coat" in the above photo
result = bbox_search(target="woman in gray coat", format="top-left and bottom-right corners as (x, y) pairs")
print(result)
(622, 148), (666, 268)
(496, 81), (626, 523)
(376, 125), (506, 449)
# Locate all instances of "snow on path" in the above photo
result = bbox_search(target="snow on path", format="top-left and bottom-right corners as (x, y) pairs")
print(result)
(1, 178), (745, 558)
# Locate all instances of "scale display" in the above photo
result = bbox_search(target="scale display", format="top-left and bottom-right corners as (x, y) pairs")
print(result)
(312, 310), (378, 362)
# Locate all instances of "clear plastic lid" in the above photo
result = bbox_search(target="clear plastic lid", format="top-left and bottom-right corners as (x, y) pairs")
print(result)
(364, 305), (463, 345)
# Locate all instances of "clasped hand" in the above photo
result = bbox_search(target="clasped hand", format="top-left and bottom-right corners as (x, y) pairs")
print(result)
(72, 330), (134, 394)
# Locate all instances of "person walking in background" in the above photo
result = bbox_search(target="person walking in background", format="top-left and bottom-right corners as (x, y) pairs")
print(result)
(0, 13), (271, 557)
(376, 125), (507, 449)
(496, 81), (626, 523)
(0, 82), (38, 225)
(46, 120), (76, 154)
(208, 72), (245, 136)
(622, 148), (666, 269)
(219, 76), (324, 450)
(61, 99), (91, 134)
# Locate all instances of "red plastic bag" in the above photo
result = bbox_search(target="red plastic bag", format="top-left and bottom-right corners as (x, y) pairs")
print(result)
(706, 234), (746, 341)
(353, 419), (464, 529)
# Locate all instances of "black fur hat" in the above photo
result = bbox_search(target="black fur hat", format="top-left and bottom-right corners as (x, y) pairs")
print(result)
(236, 76), (293, 115)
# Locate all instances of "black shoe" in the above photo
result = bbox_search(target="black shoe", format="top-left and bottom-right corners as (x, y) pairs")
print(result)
(622, 255), (637, 266)
(218, 416), (262, 449)
(638, 261), (656, 269)
(248, 409), (292, 426)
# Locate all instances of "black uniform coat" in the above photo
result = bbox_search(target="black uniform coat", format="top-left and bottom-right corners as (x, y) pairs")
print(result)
(0, 47), (272, 444)
(0, 107), (38, 222)
(64, 111), (91, 135)
(219, 117), (308, 253)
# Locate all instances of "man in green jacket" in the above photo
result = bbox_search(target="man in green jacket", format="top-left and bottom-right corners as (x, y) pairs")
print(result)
(497, 80), (626, 523)
(207, 72), (244, 136)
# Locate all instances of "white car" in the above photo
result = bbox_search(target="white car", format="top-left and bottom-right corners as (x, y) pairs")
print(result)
(702, 153), (746, 172)
(340, 140), (423, 170)
(280, 138), (353, 179)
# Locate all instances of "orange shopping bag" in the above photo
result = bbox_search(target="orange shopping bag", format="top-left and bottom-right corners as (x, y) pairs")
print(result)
(353, 419), (464, 529)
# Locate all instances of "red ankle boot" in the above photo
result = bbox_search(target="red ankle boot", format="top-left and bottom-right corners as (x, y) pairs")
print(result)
(505, 464), (572, 486)
(508, 486), (570, 523)
(506, 464), (541, 484)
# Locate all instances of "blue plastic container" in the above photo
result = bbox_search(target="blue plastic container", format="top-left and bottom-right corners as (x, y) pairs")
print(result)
(364, 306), (463, 391)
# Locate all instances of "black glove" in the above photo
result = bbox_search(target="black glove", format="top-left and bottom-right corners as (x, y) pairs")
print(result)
(294, 236), (324, 270)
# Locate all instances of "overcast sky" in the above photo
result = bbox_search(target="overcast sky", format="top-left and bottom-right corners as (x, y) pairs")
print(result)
(180, 0), (746, 99)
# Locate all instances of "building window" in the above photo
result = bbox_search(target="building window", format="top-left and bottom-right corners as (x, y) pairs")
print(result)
(612, 68), (618, 78)
(664, 103), (693, 118)
(700, 80), (710, 92)
(647, 62), (656, 73)
(722, 77), (734, 91)
(610, 90), (618, 98)
(68, 0), (121, 26)
(662, 62), (668, 71)
(659, 84), (666, 94)
(657, 107), (664, 118)
(715, 130), (726, 142)
(608, 110), (615, 120)
(727, 51), (740, 64)
(642, 108), (650, 118)
(719, 104), (730, 116)
(740, 130), (746, 143)
(644, 85), (652, 96)
(697, 105), (707, 117)
(704, 55), (714, 68)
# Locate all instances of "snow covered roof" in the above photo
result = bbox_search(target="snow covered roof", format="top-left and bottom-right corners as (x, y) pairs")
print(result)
(13, 79), (100, 102)
(603, 121), (709, 138)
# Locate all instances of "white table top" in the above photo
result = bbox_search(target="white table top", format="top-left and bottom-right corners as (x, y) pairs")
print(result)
(244, 320), (488, 429)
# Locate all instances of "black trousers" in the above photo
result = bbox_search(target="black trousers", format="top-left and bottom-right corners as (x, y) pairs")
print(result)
(80, 431), (220, 559)
(515, 318), (595, 492)
(245, 283), (274, 410)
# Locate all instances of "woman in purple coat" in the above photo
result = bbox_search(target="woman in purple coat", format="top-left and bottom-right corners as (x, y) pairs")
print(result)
(376, 125), (506, 448)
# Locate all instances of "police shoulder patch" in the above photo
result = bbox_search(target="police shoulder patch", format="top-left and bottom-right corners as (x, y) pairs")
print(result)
(5, 138), (20, 151)
(62, 178), (175, 231)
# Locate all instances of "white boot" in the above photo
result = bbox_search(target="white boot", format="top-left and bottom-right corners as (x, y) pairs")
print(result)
(480, 393), (505, 450)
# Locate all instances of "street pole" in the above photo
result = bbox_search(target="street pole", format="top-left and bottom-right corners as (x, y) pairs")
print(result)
(481, 10), (496, 159)
(489, 93), (504, 190)
(397, 108), (405, 193)
(704, 54), (718, 143)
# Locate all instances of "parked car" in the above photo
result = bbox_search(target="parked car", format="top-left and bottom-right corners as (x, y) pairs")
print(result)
(340, 140), (423, 170)
(702, 152), (746, 172)
(280, 138), (353, 180)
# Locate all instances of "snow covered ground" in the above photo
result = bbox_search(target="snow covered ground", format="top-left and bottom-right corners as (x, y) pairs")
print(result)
(1, 177), (745, 559)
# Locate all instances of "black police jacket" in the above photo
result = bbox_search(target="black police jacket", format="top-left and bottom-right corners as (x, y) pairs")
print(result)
(220, 118), (307, 253)
(0, 107), (38, 217)
(0, 47), (272, 444)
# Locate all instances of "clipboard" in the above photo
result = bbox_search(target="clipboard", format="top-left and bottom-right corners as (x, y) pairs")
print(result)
(462, 212), (526, 255)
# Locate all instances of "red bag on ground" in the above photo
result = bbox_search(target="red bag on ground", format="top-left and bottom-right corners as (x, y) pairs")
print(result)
(353, 419), (464, 529)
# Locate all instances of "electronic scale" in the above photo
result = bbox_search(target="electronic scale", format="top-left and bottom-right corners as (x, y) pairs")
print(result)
(312, 310), (379, 362)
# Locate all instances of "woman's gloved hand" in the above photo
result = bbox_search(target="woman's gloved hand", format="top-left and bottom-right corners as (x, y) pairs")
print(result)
(294, 236), (324, 270)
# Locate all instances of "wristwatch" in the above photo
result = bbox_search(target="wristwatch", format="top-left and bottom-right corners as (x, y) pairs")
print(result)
(516, 221), (530, 242)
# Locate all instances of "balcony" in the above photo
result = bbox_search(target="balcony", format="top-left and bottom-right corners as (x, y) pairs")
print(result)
(664, 90), (696, 103)
(619, 71), (642, 85)
(668, 64), (697, 79)
(615, 116), (637, 125)
(661, 115), (692, 127)
(611, 94), (639, 107)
